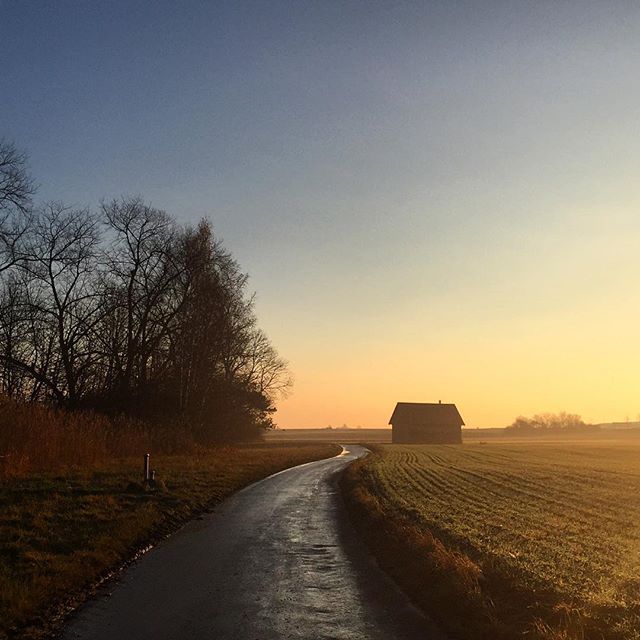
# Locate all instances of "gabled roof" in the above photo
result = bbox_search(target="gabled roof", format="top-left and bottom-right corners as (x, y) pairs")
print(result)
(389, 402), (464, 426)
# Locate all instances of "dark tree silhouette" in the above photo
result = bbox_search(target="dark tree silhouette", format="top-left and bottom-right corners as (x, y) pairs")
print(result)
(0, 142), (291, 441)
(6, 204), (102, 406)
(0, 140), (35, 273)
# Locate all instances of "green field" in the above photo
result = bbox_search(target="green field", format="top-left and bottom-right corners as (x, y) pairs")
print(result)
(344, 441), (640, 640)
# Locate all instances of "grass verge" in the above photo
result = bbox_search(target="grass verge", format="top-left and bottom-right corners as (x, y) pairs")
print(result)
(1, 441), (340, 639)
(341, 447), (617, 640)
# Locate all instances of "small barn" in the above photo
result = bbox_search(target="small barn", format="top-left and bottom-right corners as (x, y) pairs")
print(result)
(389, 402), (464, 444)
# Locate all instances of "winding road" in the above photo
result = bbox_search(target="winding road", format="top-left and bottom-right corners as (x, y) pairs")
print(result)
(62, 445), (444, 640)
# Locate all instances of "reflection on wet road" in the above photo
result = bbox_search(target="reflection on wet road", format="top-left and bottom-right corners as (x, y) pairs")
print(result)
(63, 445), (444, 639)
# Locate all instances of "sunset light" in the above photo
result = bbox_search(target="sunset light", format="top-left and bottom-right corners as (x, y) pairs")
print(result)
(3, 3), (640, 639)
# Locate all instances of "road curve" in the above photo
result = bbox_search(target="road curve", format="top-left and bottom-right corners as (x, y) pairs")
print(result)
(62, 444), (445, 640)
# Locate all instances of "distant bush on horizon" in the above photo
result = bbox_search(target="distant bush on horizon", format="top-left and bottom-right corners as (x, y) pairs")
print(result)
(505, 411), (600, 433)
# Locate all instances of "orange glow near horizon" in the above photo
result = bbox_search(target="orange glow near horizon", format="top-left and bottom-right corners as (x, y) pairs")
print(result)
(273, 313), (640, 429)
(257, 207), (640, 429)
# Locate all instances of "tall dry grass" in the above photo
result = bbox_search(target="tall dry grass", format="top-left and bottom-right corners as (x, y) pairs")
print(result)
(0, 397), (193, 477)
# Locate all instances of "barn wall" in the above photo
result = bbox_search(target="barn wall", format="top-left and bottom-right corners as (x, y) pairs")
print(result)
(392, 422), (461, 444)
(391, 423), (411, 443)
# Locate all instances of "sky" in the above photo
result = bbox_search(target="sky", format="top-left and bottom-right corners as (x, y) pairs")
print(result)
(2, 1), (640, 427)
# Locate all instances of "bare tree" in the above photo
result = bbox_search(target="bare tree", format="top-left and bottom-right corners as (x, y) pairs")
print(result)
(242, 328), (292, 401)
(0, 139), (34, 214)
(0, 270), (65, 403)
(0, 178), (292, 439)
(0, 274), (29, 398)
(101, 197), (186, 403)
(169, 220), (227, 412)
(0, 140), (35, 273)
(16, 203), (103, 406)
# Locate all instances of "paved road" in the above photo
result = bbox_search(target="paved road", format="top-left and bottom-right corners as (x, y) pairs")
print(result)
(62, 445), (444, 640)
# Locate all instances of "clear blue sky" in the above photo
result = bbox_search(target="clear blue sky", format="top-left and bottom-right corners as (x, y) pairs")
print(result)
(3, 1), (640, 427)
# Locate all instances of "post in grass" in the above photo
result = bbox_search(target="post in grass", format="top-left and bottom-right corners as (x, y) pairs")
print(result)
(143, 453), (150, 483)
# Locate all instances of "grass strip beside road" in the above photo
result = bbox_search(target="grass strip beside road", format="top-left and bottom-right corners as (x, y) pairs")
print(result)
(341, 450), (502, 640)
(0, 441), (340, 640)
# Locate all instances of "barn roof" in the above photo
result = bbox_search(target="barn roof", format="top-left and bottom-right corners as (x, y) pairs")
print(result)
(389, 402), (465, 426)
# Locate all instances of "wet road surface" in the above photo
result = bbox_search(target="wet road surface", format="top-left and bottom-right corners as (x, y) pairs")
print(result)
(62, 445), (445, 640)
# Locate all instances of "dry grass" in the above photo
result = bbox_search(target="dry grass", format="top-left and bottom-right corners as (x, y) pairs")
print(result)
(0, 409), (340, 639)
(342, 442), (640, 640)
(0, 398), (182, 477)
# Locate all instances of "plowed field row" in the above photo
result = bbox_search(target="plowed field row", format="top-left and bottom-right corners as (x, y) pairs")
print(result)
(354, 442), (640, 639)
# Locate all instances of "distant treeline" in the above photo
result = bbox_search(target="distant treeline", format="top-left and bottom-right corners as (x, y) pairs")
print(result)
(506, 412), (599, 434)
(0, 139), (291, 442)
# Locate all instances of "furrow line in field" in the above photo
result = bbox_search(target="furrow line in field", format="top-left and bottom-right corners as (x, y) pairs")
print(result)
(394, 463), (624, 563)
(441, 464), (635, 530)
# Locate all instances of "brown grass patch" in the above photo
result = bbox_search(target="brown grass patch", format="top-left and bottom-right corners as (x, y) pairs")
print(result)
(0, 438), (340, 639)
(0, 398), (178, 477)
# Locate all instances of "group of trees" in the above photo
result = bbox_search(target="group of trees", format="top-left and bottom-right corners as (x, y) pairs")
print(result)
(506, 412), (598, 433)
(0, 139), (291, 441)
